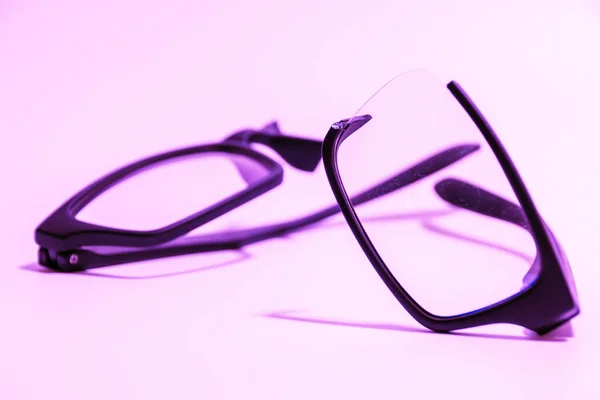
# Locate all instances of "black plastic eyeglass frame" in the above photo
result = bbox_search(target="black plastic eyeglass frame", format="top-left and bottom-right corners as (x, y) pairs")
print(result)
(322, 81), (580, 335)
(34, 79), (579, 335)
(36, 122), (327, 271)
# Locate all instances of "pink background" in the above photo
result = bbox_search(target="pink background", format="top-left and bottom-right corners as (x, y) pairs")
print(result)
(1, 0), (599, 399)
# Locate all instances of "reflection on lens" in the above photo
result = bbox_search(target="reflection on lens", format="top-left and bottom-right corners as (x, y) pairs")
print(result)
(337, 70), (538, 317)
(76, 151), (269, 231)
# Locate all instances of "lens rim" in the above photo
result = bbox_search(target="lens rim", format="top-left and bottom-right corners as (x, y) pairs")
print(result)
(35, 142), (283, 252)
(322, 76), (579, 335)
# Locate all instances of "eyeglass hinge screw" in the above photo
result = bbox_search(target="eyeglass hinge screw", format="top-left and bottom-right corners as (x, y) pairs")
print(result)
(69, 254), (79, 265)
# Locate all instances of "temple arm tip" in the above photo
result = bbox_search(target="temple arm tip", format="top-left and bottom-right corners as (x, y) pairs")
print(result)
(434, 177), (530, 230)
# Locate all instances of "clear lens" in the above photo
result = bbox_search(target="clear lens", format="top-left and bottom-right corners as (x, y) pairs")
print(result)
(336, 70), (538, 317)
(76, 151), (270, 231)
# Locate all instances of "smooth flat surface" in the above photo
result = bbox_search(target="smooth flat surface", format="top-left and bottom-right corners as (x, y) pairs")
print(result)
(1, 1), (599, 399)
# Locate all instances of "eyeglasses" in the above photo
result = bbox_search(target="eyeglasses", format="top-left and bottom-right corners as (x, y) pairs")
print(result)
(35, 70), (579, 335)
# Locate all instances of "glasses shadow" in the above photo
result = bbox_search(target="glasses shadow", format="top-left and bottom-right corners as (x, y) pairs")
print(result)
(18, 250), (252, 280)
(292, 209), (456, 235)
(259, 310), (572, 342)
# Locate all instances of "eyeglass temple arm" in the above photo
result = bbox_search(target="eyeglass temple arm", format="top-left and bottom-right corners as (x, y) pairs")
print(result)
(346, 144), (481, 208)
(433, 178), (530, 231)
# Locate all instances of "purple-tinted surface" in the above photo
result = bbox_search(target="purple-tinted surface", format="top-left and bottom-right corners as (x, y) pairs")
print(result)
(1, 1), (599, 399)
